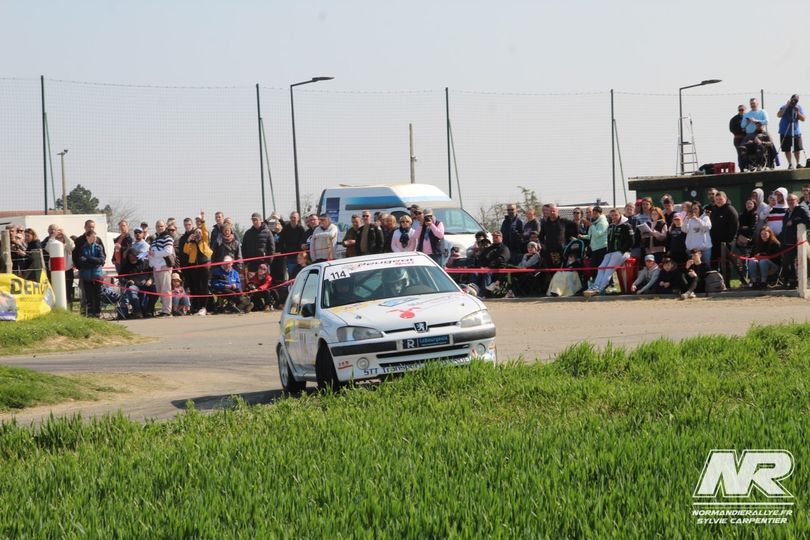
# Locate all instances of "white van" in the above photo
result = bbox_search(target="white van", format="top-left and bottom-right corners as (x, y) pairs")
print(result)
(317, 184), (486, 259)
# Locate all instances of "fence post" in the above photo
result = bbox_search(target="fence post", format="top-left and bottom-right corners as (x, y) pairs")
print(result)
(797, 224), (808, 299)
(48, 239), (68, 309)
(0, 229), (11, 273)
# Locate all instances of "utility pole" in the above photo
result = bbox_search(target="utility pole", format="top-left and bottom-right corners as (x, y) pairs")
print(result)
(409, 123), (416, 183)
(57, 149), (69, 213)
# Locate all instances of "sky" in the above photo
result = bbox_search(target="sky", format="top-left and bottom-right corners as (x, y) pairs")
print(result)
(2, 0), (809, 227)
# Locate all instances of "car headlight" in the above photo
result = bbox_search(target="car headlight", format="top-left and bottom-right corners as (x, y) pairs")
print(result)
(336, 326), (384, 342)
(459, 309), (493, 328)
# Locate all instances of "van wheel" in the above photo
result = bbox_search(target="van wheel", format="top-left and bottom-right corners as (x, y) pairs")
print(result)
(278, 346), (305, 394)
(316, 346), (341, 392)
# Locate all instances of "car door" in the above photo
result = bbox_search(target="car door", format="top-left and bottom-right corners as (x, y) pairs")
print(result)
(283, 271), (310, 368)
(296, 269), (322, 376)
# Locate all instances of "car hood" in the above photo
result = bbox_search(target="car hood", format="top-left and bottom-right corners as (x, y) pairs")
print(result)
(324, 292), (484, 332)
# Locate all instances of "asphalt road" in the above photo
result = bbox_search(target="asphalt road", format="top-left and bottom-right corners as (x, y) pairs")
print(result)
(4, 295), (810, 424)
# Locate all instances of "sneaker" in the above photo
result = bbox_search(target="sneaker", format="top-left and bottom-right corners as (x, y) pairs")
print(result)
(797, 163), (804, 169)
(244, 302), (254, 314)
(788, 164), (795, 170)
(156, 312), (172, 318)
(505, 290), (515, 299)
(582, 289), (598, 298)
(485, 282), (499, 292)
(196, 307), (207, 316)
(680, 292), (695, 300)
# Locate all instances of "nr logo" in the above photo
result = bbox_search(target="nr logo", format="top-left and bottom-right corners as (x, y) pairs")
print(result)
(694, 450), (794, 499)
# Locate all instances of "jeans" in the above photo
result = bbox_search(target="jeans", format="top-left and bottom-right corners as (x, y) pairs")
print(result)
(592, 251), (629, 292)
(747, 259), (778, 282)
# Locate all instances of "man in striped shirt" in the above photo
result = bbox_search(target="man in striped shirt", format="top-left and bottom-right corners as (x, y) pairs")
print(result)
(148, 220), (175, 317)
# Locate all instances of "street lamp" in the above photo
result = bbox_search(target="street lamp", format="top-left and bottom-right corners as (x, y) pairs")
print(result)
(290, 76), (334, 213)
(57, 149), (69, 213)
(679, 79), (722, 175)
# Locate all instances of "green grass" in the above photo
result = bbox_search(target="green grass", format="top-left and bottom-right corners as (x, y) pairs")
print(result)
(0, 365), (115, 412)
(1, 323), (809, 537)
(0, 309), (133, 356)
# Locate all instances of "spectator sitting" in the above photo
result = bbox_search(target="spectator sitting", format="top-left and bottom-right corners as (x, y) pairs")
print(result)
(513, 241), (543, 296)
(681, 248), (710, 299)
(119, 247), (157, 317)
(476, 231), (510, 297)
(654, 257), (688, 295)
(747, 226), (782, 289)
(170, 273), (191, 316)
(631, 255), (660, 295)
(210, 256), (252, 314)
(547, 249), (583, 298)
(247, 263), (276, 311)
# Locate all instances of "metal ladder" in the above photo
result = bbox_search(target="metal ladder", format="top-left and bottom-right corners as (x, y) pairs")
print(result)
(679, 114), (699, 174)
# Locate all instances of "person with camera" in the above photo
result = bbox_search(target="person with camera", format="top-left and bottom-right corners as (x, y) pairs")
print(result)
(416, 208), (445, 265)
(777, 94), (806, 170)
(682, 202), (712, 268)
(181, 212), (213, 315)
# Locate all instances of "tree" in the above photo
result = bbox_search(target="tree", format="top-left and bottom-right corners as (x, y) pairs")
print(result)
(477, 186), (542, 232)
(102, 199), (141, 232)
(55, 184), (102, 214)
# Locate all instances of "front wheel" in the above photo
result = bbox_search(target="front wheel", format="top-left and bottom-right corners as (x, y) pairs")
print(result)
(278, 345), (305, 394)
(315, 345), (341, 392)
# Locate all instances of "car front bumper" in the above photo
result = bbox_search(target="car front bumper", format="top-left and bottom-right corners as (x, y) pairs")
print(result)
(328, 325), (497, 381)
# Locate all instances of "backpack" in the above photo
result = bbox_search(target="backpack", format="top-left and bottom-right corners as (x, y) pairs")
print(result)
(704, 271), (726, 293)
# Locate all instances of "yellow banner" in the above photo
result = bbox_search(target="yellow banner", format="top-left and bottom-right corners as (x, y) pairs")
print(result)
(0, 273), (54, 322)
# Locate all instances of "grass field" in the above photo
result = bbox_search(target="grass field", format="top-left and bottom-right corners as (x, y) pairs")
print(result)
(1, 323), (809, 537)
(0, 309), (134, 357)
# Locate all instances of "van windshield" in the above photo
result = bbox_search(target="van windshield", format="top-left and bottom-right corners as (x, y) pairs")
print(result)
(431, 208), (484, 234)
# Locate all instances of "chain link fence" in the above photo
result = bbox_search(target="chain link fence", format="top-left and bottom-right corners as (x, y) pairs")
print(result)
(1, 77), (806, 228)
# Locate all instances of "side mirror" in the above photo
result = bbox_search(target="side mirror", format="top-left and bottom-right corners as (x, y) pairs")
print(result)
(301, 303), (316, 318)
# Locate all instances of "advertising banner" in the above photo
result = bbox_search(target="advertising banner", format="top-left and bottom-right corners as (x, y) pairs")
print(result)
(0, 273), (55, 322)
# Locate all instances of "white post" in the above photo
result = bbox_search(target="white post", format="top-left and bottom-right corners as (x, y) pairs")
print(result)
(798, 224), (808, 299)
(48, 239), (68, 309)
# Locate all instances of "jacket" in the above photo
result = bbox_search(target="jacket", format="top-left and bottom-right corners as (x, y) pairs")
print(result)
(682, 215), (712, 251)
(242, 224), (275, 260)
(633, 265), (660, 294)
(709, 203), (739, 244)
(606, 221), (633, 254)
(210, 266), (241, 291)
(540, 217), (577, 253)
(310, 224), (338, 261)
(358, 223), (385, 255)
(581, 214), (608, 251)
(481, 243), (510, 268)
(279, 223), (307, 259)
(781, 205), (810, 245)
(182, 222), (213, 265)
(77, 242), (105, 280)
(148, 231), (174, 271)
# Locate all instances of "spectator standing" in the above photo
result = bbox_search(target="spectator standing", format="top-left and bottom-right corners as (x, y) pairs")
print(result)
(242, 212), (275, 272)
(182, 212), (213, 315)
(310, 214), (338, 262)
(358, 210), (384, 256)
(268, 219), (287, 299)
(707, 191), (739, 282)
(209, 211), (226, 252)
(579, 206), (608, 269)
(667, 213), (689, 264)
(539, 203), (577, 269)
(213, 225), (242, 267)
(571, 208), (589, 236)
(750, 188), (771, 233)
(148, 220), (174, 317)
(741, 97), (769, 140)
(21, 228), (43, 281)
(583, 208), (633, 297)
(112, 220), (132, 273)
(780, 193), (810, 287)
(342, 215), (362, 257)
(747, 226), (782, 289)
(279, 212), (306, 278)
(392, 215), (418, 252)
(730, 104), (747, 170)
(77, 230), (105, 317)
(521, 208), (541, 251)
(302, 214), (319, 255)
(777, 94), (806, 169)
(766, 188), (789, 237)
(72, 220), (106, 314)
(682, 202), (712, 267)
(381, 214), (397, 253)
(661, 196), (677, 227)
(140, 222), (154, 245)
(500, 203), (525, 262)
(639, 207), (668, 263)
(416, 208), (446, 265)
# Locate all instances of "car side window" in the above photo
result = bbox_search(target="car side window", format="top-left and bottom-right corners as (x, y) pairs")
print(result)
(299, 271), (320, 311)
(287, 272), (310, 315)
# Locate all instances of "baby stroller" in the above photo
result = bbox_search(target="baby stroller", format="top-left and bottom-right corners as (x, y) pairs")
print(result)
(739, 131), (775, 171)
(547, 239), (586, 297)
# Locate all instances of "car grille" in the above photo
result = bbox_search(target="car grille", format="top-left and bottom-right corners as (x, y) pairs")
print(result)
(384, 321), (459, 334)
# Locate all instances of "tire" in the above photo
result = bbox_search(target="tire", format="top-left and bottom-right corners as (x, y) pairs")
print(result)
(278, 346), (306, 394)
(315, 345), (341, 392)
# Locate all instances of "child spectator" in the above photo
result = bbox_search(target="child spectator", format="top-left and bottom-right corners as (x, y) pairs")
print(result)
(654, 257), (688, 295)
(247, 263), (276, 311)
(631, 254), (660, 295)
(171, 273), (191, 316)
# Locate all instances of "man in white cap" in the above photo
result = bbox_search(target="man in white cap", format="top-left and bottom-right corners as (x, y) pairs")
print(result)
(630, 254), (660, 295)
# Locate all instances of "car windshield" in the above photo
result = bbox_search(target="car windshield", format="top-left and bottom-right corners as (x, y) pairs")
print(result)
(431, 208), (485, 234)
(322, 261), (460, 308)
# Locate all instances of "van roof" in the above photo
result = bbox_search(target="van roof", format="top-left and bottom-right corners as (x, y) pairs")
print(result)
(322, 183), (454, 208)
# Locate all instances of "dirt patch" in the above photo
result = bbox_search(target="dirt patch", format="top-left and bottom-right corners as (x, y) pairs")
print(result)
(5, 334), (151, 357)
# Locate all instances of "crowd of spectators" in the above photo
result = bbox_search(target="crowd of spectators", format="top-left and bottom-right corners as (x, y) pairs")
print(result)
(5, 183), (810, 315)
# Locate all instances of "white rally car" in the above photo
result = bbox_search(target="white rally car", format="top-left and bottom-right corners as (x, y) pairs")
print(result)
(276, 252), (496, 391)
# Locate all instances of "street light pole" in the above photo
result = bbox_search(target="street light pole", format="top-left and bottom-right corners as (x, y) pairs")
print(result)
(57, 149), (69, 213)
(678, 79), (722, 175)
(290, 76), (334, 213)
